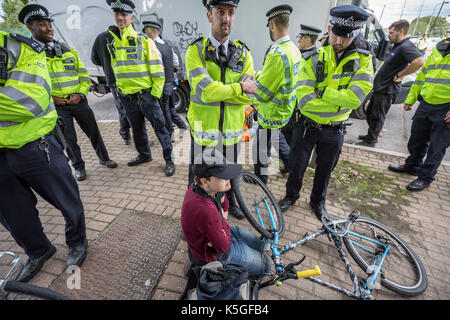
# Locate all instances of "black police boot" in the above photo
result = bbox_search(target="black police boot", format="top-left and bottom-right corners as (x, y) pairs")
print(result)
(278, 197), (295, 213)
(228, 205), (245, 220)
(388, 164), (419, 176)
(16, 245), (56, 283)
(127, 155), (151, 167)
(67, 239), (88, 267)
(406, 178), (431, 192)
(100, 159), (118, 168)
(309, 202), (328, 221)
(165, 162), (175, 177)
(74, 168), (86, 181)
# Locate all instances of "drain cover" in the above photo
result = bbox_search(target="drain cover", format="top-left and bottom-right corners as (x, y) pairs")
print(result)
(50, 210), (181, 300)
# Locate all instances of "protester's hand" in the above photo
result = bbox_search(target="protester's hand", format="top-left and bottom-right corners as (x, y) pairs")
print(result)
(403, 104), (412, 111)
(53, 96), (68, 106)
(445, 111), (450, 123)
(67, 94), (82, 105)
(241, 75), (257, 95)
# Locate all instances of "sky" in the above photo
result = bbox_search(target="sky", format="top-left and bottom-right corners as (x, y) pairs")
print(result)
(369, 0), (450, 27)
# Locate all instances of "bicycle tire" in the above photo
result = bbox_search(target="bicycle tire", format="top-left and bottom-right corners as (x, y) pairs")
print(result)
(343, 216), (427, 297)
(4, 281), (70, 300)
(232, 171), (285, 240)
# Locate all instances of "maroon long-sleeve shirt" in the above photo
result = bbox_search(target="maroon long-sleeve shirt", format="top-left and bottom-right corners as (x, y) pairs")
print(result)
(181, 184), (231, 263)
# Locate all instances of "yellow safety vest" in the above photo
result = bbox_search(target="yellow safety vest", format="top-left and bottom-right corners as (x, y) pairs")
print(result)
(186, 37), (255, 146)
(406, 38), (450, 105)
(0, 31), (57, 149)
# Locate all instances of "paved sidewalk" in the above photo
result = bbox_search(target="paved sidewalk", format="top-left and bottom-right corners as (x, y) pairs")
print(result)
(0, 121), (448, 300)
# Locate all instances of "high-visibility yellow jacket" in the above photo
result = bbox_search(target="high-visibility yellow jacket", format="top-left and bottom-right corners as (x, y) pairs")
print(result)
(0, 31), (57, 149)
(185, 37), (255, 146)
(297, 44), (374, 124)
(109, 24), (165, 97)
(406, 38), (450, 105)
(255, 36), (302, 129)
(46, 41), (91, 98)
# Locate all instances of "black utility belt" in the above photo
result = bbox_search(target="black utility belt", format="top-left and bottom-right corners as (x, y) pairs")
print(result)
(121, 88), (152, 98)
(300, 115), (346, 128)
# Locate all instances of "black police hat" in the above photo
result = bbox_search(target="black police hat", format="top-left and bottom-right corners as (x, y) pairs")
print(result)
(298, 24), (322, 37)
(106, 0), (135, 14)
(266, 4), (293, 27)
(143, 21), (161, 31)
(18, 4), (54, 24)
(202, 0), (240, 9)
(329, 5), (370, 38)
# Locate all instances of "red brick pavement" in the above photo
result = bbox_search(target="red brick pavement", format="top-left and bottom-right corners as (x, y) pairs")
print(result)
(0, 121), (448, 300)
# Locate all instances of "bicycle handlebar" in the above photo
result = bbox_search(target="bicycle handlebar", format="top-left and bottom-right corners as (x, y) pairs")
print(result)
(297, 265), (322, 279)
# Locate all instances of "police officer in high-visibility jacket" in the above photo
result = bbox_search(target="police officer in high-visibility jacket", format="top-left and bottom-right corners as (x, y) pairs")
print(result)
(185, 0), (258, 219)
(279, 5), (374, 219)
(388, 37), (450, 192)
(0, 5), (88, 283)
(106, 0), (175, 176)
(25, 5), (118, 182)
(252, 5), (302, 184)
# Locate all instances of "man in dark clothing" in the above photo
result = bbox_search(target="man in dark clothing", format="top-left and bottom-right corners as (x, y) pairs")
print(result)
(91, 31), (131, 145)
(358, 20), (424, 147)
(143, 21), (188, 142)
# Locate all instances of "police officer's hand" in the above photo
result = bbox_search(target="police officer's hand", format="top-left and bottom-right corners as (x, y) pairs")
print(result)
(241, 76), (258, 95)
(403, 104), (412, 111)
(53, 96), (69, 106)
(445, 111), (450, 123)
(67, 93), (82, 105)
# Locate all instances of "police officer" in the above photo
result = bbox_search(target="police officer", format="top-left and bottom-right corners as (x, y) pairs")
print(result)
(252, 5), (302, 184)
(186, 0), (258, 219)
(297, 24), (321, 57)
(143, 21), (188, 142)
(278, 5), (374, 219)
(106, 0), (175, 176)
(25, 7), (118, 181)
(0, 5), (88, 283)
(388, 37), (450, 192)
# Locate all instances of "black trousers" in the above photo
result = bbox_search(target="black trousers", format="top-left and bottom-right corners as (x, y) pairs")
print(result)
(0, 135), (86, 259)
(56, 100), (110, 170)
(286, 121), (345, 206)
(119, 91), (173, 163)
(365, 92), (396, 143)
(111, 87), (131, 141)
(160, 83), (187, 136)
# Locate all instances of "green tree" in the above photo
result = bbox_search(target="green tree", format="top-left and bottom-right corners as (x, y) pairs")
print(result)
(0, 0), (28, 28)
(410, 15), (450, 37)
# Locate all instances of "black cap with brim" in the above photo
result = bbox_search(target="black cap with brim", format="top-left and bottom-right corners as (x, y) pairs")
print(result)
(18, 4), (54, 24)
(266, 4), (293, 27)
(194, 163), (242, 180)
(107, 0), (135, 14)
(298, 24), (322, 37)
(329, 5), (370, 38)
(142, 21), (162, 32)
(203, 0), (240, 9)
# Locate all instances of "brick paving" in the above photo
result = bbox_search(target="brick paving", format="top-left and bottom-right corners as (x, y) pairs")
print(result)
(0, 121), (449, 300)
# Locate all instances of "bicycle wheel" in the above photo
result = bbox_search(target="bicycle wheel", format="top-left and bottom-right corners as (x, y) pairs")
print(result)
(4, 281), (70, 300)
(232, 171), (285, 240)
(343, 216), (427, 296)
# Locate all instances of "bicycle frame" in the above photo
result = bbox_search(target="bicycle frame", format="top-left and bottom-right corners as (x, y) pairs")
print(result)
(0, 251), (24, 299)
(253, 197), (391, 300)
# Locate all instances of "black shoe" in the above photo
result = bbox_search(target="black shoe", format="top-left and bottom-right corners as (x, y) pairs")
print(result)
(358, 135), (369, 140)
(228, 205), (245, 220)
(406, 178), (431, 192)
(278, 197), (295, 213)
(356, 140), (375, 147)
(127, 156), (151, 167)
(100, 159), (118, 168)
(309, 202), (328, 221)
(67, 239), (88, 267)
(74, 168), (86, 181)
(165, 162), (175, 177)
(16, 245), (56, 283)
(388, 164), (419, 176)
(279, 165), (289, 174)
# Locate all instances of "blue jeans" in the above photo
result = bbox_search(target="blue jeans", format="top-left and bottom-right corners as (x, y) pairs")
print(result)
(221, 226), (271, 276)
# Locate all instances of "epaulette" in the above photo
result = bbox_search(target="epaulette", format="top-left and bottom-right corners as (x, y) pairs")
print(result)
(236, 40), (250, 51)
(190, 36), (204, 46)
(355, 48), (371, 56)
(8, 33), (44, 53)
(302, 48), (318, 60)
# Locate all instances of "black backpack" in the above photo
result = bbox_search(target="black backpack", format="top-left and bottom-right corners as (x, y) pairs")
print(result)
(180, 261), (259, 300)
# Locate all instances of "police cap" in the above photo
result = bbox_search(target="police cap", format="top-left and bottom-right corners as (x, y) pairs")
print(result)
(329, 5), (370, 38)
(106, 0), (135, 14)
(202, 0), (240, 9)
(298, 24), (322, 37)
(143, 21), (161, 31)
(266, 4), (293, 27)
(18, 4), (54, 24)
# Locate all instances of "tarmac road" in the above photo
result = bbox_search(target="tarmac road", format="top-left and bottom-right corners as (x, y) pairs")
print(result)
(87, 92), (450, 164)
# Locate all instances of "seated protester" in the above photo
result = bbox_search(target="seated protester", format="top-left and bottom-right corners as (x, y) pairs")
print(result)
(181, 160), (271, 277)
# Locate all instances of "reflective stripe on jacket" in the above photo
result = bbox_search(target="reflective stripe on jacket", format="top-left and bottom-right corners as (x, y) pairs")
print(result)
(109, 24), (165, 97)
(255, 36), (302, 129)
(0, 31), (57, 149)
(406, 38), (450, 105)
(297, 44), (374, 124)
(185, 37), (255, 146)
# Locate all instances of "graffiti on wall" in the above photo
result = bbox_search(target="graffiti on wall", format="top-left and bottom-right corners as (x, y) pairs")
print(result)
(173, 20), (203, 52)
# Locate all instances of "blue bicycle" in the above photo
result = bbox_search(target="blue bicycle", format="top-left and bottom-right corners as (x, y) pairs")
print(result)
(232, 171), (428, 300)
